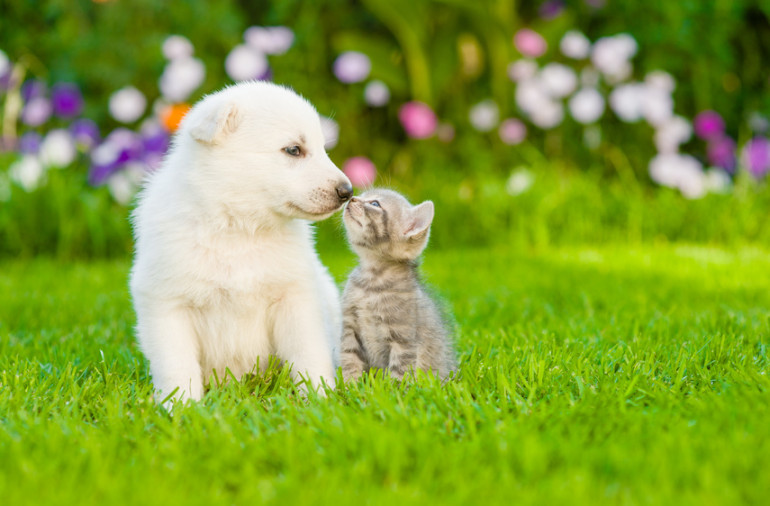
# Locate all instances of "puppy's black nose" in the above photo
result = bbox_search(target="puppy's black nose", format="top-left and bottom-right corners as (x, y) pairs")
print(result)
(336, 183), (353, 201)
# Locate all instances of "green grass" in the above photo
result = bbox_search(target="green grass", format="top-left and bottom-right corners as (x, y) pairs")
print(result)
(1, 244), (768, 505)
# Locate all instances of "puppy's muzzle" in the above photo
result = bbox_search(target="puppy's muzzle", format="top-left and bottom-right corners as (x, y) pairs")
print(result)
(336, 183), (353, 202)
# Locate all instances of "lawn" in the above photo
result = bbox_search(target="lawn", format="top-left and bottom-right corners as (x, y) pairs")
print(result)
(1, 244), (768, 505)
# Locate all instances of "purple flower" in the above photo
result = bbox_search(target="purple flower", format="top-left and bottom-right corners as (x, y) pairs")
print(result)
(333, 52), (371, 84)
(539, 0), (565, 19)
(257, 66), (273, 82)
(89, 129), (143, 185)
(0, 71), (16, 91)
(398, 101), (437, 139)
(141, 123), (170, 154)
(18, 131), (42, 154)
(741, 137), (770, 178)
(51, 83), (83, 118)
(143, 152), (164, 172)
(70, 119), (100, 149)
(21, 97), (52, 127)
(21, 80), (46, 102)
(693, 110), (725, 141)
(707, 136), (736, 172)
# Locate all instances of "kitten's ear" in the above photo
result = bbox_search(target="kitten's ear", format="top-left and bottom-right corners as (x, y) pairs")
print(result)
(404, 201), (434, 239)
(189, 100), (242, 145)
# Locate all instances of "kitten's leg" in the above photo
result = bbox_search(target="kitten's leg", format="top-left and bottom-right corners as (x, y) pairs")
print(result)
(341, 323), (368, 381)
(272, 290), (336, 393)
(387, 328), (418, 380)
(136, 304), (203, 407)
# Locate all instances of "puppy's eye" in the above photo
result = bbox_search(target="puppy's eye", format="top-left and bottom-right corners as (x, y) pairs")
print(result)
(284, 145), (302, 157)
(368, 200), (381, 208)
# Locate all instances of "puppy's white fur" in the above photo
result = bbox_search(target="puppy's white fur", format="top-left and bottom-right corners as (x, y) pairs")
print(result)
(130, 82), (352, 404)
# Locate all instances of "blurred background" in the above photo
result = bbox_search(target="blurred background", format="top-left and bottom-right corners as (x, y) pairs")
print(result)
(0, 0), (768, 258)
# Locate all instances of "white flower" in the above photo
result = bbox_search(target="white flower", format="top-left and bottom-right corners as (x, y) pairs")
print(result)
(469, 100), (499, 132)
(704, 169), (731, 194)
(560, 31), (591, 59)
(506, 168), (534, 196)
(91, 137), (122, 167)
(540, 63), (577, 98)
(39, 129), (77, 168)
(9, 155), (45, 191)
(530, 99), (564, 129)
(107, 163), (146, 205)
(609, 83), (644, 122)
(364, 80), (390, 107)
(642, 86), (674, 127)
(225, 44), (268, 82)
(0, 49), (9, 75)
(333, 51), (371, 83)
(507, 59), (538, 82)
(159, 57), (206, 102)
(649, 153), (706, 198)
(568, 88), (605, 124)
(645, 70), (675, 93)
(591, 33), (637, 81)
(678, 163), (707, 199)
(109, 86), (147, 124)
(515, 78), (548, 114)
(320, 116), (339, 150)
(654, 116), (692, 154)
(649, 153), (682, 188)
(162, 35), (194, 60)
(244, 26), (294, 55)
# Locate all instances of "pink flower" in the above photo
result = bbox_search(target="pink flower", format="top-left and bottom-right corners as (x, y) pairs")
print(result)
(707, 136), (736, 172)
(343, 157), (376, 187)
(742, 137), (770, 178)
(693, 110), (725, 140)
(498, 118), (527, 145)
(398, 101), (437, 139)
(514, 29), (547, 58)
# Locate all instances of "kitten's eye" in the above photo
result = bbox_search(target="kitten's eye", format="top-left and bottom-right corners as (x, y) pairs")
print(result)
(284, 145), (302, 157)
(368, 200), (381, 208)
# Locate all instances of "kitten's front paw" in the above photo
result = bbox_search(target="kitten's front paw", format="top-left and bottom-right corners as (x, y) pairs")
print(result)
(342, 368), (365, 383)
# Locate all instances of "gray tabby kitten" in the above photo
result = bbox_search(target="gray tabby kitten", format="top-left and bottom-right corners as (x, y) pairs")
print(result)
(340, 188), (456, 381)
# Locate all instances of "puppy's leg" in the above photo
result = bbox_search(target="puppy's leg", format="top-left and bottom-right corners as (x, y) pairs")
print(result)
(317, 267), (342, 368)
(272, 290), (336, 393)
(137, 305), (203, 406)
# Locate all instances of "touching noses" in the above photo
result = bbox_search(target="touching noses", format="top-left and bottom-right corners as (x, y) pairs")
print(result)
(336, 182), (353, 202)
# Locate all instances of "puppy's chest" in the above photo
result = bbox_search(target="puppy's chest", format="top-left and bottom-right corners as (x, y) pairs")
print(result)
(188, 240), (297, 310)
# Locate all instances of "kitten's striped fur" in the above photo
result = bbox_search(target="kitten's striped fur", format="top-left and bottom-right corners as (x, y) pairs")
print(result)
(340, 189), (456, 381)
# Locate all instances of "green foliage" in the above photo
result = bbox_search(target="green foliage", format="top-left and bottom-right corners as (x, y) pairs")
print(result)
(1, 0), (769, 256)
(2, 0), (768, 162)
(2, 155), (769, 260)
(0, 168), (132, 259)
(2, 245), (769, 504)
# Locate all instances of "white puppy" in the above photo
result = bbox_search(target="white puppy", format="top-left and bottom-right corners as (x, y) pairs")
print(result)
(130, 82), (353, 404)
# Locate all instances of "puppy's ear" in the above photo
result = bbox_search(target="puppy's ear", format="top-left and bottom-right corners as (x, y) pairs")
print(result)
(189, 101), (242, 145)
(403, 201), (434, 239)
